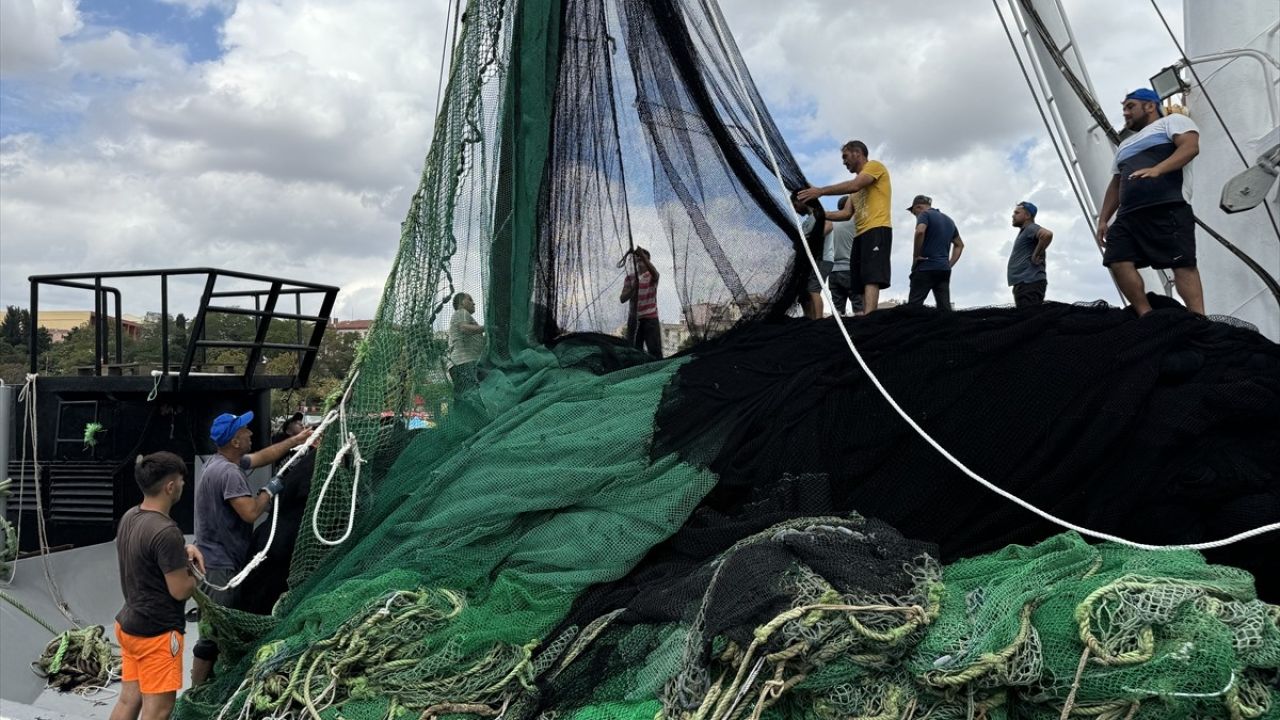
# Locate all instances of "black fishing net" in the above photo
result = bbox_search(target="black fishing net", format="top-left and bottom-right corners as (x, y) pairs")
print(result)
(650, 297), (1280, 595)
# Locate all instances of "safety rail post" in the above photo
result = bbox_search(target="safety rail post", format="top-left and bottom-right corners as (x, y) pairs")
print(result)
(242, 282), (282, 384)
(178, 273), (219, 390)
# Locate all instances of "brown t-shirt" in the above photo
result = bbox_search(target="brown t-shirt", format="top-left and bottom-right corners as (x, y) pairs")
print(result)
(115, 506), (189, 636)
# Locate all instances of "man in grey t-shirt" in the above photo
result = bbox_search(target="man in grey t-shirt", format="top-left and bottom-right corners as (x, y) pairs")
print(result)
(191, 410), (311, 685)
(827, 196), (864, 317)
(1007, 201), (1054, 308)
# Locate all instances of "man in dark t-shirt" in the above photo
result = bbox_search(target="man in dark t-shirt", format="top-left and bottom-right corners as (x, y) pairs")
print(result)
(904, 195), (964, 312)
(240, 418), (316, 615)
(112, 451), (203, 720)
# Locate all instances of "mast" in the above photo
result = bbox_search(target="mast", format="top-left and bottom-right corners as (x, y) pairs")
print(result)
(1181, 0), (1280, 338)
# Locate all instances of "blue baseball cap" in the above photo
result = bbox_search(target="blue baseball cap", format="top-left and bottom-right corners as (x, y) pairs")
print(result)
(1124, 88), (1163, 115)
(210, 411), (254, 447)
(1017, 201), (1038, 218)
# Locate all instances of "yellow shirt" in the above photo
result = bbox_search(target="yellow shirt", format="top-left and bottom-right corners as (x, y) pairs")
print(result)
(851, 159), (892, 235)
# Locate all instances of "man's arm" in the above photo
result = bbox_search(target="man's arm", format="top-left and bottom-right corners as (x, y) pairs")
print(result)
(160, 536), (201, 601)
(825, 194), (857, 222)
(913, 222), (927, 263)
(458, 321), (484, 334)
(244, 429), (312, 470)
(796, 173), (876, 204)
(227, 493), (273, 524)
(1031, 227), (1054, 265)
(1129, 131), (1199, 179)
(949, 235), (965, 267)
(164, 566), (198, 601)
(638, 254), (660, 283)
(1096, 175), (1120, 249)
(619, 275), (636, 303)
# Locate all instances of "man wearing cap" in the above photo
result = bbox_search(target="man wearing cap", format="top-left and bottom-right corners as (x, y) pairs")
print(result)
(191, 411), (312, 685)
(1008, 201), (1054, 308)
(904, 195), (963, 312)
(797, 140), (893, 313)
(1096, 88), (1203, 316)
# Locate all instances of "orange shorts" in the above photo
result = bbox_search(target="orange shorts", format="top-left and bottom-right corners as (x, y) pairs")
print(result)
(114, 622), (183, 694)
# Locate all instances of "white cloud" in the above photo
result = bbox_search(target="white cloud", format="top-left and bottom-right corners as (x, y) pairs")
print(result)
(0, 0), (1197, 323)
(0, 0), (82, 75)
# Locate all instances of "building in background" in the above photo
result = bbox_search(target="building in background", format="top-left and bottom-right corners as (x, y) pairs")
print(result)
(333, 319), (373, 338)
(37, 310), (143, 343)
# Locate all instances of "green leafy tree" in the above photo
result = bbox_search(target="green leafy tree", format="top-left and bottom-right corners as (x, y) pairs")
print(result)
(1, 307), (23, 346)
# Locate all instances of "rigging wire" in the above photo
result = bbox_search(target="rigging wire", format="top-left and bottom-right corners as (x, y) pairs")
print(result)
(993, 0), (1127, 305)
(433, 0), (462, 121)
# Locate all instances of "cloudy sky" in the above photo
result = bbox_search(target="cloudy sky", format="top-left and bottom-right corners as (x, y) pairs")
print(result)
(0, 0), (1191, 321)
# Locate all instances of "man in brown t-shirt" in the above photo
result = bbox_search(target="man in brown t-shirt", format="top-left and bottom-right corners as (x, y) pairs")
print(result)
(112, 452), (204, 720)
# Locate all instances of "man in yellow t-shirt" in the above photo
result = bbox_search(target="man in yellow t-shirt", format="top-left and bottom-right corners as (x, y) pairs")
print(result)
(798, 140), (893, 313)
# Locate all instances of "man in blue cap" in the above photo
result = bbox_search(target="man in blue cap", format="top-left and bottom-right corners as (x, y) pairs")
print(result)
(1007, 201), (1054, 308)
(1095, 88), (1203, 316)
(191, 411), (312, 685)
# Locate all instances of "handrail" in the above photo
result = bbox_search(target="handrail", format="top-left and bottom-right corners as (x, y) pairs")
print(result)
(26, 268), (339, 388)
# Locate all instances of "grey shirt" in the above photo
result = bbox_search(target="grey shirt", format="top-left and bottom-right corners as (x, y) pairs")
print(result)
(830, 220), (857, 272)
(449, 308), (485, 367)
(195, 453), (254, 570)
(1007, 222), (1047, 286)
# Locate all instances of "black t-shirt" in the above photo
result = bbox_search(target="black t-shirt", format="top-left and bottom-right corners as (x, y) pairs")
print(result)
(115, 506), (189, 636)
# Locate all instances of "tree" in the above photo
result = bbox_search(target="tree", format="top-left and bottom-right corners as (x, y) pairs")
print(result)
(172, 314), (189, 361)
(1, 306), (22, 346)
(0, 306), (53, 376)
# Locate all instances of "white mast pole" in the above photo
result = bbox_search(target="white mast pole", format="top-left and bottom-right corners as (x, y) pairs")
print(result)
(1182, 0), (1280, 338)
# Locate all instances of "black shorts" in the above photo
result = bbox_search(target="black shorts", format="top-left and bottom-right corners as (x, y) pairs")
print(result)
(851, 227), (892, 289)
(806, 260), (833, 293)
(1103, 202), (1196, 270)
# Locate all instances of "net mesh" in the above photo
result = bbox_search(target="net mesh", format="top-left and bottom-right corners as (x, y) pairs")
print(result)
(173, 1), (1280, 718)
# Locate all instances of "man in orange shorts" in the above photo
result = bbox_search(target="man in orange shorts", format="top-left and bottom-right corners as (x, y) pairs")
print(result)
(111, 452), (204, 720)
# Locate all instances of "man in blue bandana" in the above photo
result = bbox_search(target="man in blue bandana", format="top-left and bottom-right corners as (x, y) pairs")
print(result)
(1095, 88), (1203, 316)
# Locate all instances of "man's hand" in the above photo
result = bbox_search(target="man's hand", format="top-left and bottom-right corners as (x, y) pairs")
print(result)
(796, 187), (823, 203)
(262, 475), (286, 498)
(1031, 252), (1045, 266)
(186, 544), (205, 575)
(1095, 222), (1108, 251)
(293, 427), (315, 447)
(1129, 167), (1163, 180)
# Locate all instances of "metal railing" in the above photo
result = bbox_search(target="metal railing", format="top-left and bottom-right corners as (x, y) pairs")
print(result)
(28, 268), (340, 389)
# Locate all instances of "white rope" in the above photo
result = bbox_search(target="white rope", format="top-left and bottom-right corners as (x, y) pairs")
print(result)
(198, 406), (343, 593)
(311, 372), (365, 547)
(702, 4), (1279, 552)
(14, 374), (82, 624)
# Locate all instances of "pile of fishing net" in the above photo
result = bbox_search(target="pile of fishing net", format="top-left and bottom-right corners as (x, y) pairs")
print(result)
(540, 529), (1279, 720)
(177, 299), (1279, 720)
(191, 520), (1280, 720)
(171, 0), (1280, 716)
